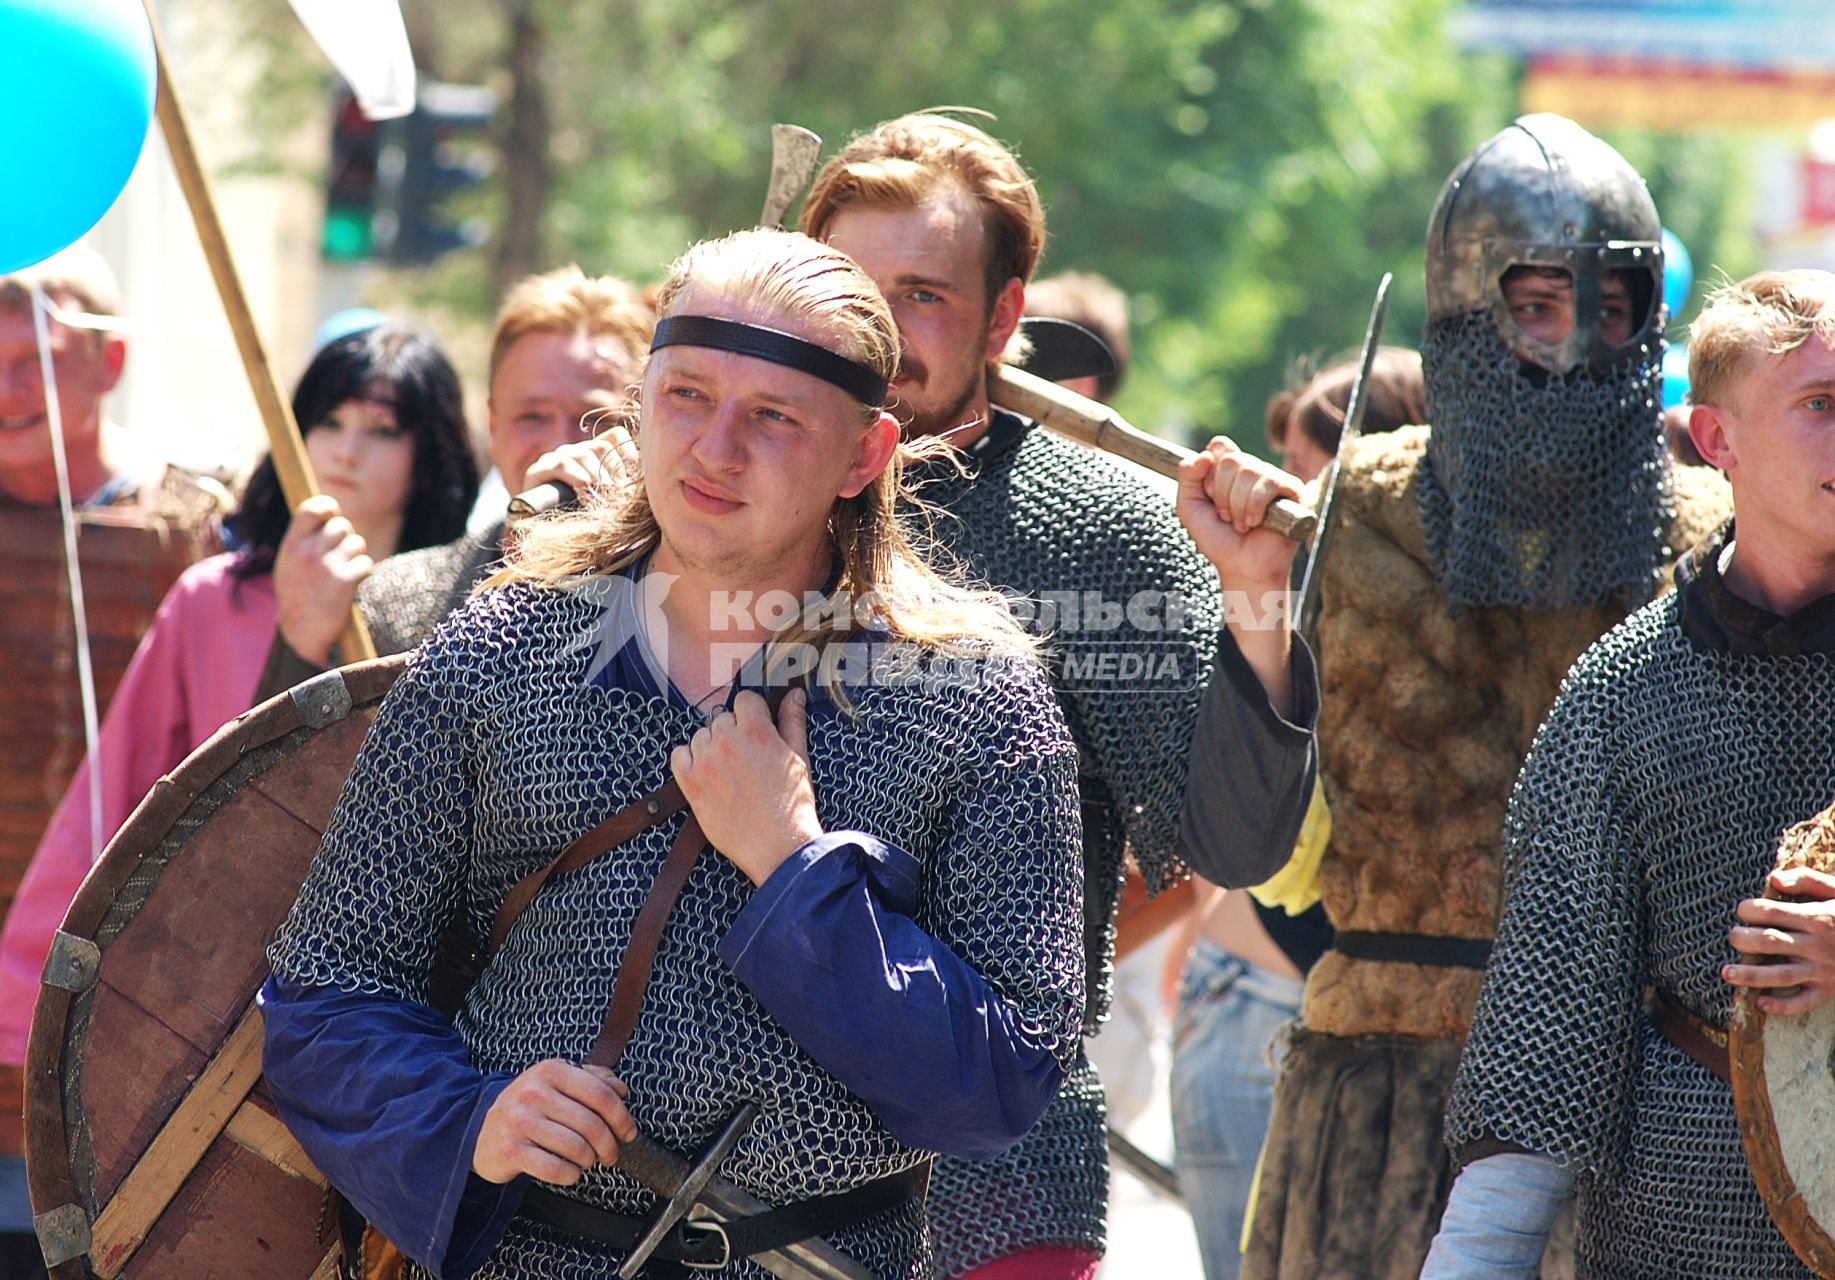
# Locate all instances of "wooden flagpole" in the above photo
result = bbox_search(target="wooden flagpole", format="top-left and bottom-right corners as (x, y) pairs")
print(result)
(140, 0), (376, 662)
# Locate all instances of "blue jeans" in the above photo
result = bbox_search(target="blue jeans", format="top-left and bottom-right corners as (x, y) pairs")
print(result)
(1169, 938), (1304, 1280)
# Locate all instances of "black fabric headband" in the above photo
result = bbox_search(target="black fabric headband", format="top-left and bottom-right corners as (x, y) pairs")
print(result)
(650, 315), (890, 407)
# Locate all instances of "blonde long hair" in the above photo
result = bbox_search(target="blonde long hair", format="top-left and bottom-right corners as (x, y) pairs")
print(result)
(490, 229), (1039, 697)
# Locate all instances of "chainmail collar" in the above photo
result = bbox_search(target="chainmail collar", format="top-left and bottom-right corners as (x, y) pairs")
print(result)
(1677, 523), (1835, 657)
(1417, 311), (1674, 613)
(579, 552), (855, 713)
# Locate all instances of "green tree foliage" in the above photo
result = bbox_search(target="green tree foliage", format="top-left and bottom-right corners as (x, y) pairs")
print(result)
(275, 0), (1751, 456)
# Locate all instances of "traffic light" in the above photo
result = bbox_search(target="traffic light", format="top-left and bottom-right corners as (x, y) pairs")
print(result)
(322, 88), (381, 262)
(373, 81), (497, 265)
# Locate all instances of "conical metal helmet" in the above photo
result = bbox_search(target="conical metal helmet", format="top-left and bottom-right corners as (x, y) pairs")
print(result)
(1425, 113), (1663, 376)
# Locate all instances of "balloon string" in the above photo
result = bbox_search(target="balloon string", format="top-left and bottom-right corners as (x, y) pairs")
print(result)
(33, 282), (106, 864)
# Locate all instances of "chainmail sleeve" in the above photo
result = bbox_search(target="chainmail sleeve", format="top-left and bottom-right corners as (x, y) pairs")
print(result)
(267, 599), (484, 1000)
(922, 424), (1221, 897)
(1033, 448), (1223, 899)
(1442, 633), (1648, 1179)
(910, 653), (1089, 1076)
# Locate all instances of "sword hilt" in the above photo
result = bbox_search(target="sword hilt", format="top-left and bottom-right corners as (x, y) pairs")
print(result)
(617, 1104), (760, 1279)
(614, 1126), (878, 1280)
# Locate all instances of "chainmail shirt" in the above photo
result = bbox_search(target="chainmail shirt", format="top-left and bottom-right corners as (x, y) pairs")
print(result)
(358, 520), (505, 656)
(268, 581), (1087, 1280)
(1417, 313), (1674, 612)
(911, 414), (1222, 1275)
(1445, 547), (1835, 1279)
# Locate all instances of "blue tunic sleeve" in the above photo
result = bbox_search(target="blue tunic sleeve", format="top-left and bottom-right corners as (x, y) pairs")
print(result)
(722, 654), (1086, 1161)
(259, 979), (520, 1279)
(719, 831), (1065, 1160)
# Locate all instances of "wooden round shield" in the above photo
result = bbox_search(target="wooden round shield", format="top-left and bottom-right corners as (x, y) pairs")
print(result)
(22, 656), (406, 1280)
(1731, 809), (1835, 1280)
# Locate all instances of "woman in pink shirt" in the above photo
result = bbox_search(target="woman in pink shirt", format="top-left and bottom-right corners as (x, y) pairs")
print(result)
(0, 323), (477, 1076)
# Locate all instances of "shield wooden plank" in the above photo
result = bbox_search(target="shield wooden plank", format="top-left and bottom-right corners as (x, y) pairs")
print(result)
(23, 656), (406, 1279)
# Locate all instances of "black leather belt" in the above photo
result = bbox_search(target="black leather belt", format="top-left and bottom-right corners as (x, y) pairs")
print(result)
(1333, 930), (1493, 969)
(518, 1165), (920, 1271)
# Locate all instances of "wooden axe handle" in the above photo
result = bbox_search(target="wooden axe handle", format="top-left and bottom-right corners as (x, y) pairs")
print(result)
(989, 366), (1316, 544)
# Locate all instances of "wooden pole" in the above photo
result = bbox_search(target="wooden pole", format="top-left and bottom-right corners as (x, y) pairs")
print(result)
(141, 1), (376, 662)
(990, 365), (1317, 544)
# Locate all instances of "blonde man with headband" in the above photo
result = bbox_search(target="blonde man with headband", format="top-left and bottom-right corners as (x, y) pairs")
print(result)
(259, 229), (1088, 1280)
(804, 111), (1319, 1280)
(1423, 269), (1835, 1279)
(254, 265), (654, 697)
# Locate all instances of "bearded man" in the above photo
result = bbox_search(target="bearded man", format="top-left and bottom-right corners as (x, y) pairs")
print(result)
(803, 111), (1319, 1280)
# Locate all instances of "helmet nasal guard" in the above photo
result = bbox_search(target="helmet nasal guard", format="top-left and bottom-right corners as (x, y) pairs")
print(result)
(1426, 113), (1663, 377)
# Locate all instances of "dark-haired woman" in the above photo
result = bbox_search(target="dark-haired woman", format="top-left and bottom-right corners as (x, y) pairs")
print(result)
(0, 323), (477, 1069)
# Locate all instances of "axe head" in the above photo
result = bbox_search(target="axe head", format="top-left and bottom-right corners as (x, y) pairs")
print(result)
(760, 125), (824, 229)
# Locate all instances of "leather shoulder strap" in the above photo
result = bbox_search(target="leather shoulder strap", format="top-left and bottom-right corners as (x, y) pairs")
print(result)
(486, 680), (803, 1069)
(488, 780), (687, 950)
(586, 807), (708, 1068)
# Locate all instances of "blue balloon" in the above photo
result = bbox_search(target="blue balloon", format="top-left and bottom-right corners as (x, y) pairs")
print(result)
(0, 0), (156, 273)
(1661, 228), (1693, 321)
(1661, 342), (1690, 409)
(312, 307), (391, 353)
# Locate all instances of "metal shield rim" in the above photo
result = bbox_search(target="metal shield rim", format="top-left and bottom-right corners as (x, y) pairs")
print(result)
(22, 654), (407, 1277)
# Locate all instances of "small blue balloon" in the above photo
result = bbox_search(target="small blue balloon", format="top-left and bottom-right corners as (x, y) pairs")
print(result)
(1661, 228), (1693, 321)
(0, 0), (156, 274)
(1661, 341), (1690, 409)
(312, 308), (391, 353)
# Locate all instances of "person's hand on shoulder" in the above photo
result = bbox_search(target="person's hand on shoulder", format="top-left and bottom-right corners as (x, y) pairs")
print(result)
(672, 688), (823, 886)
(274, 494), (371, 665)
(1726, 866), (1835, 1014)
(521, 420), (641, 505)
